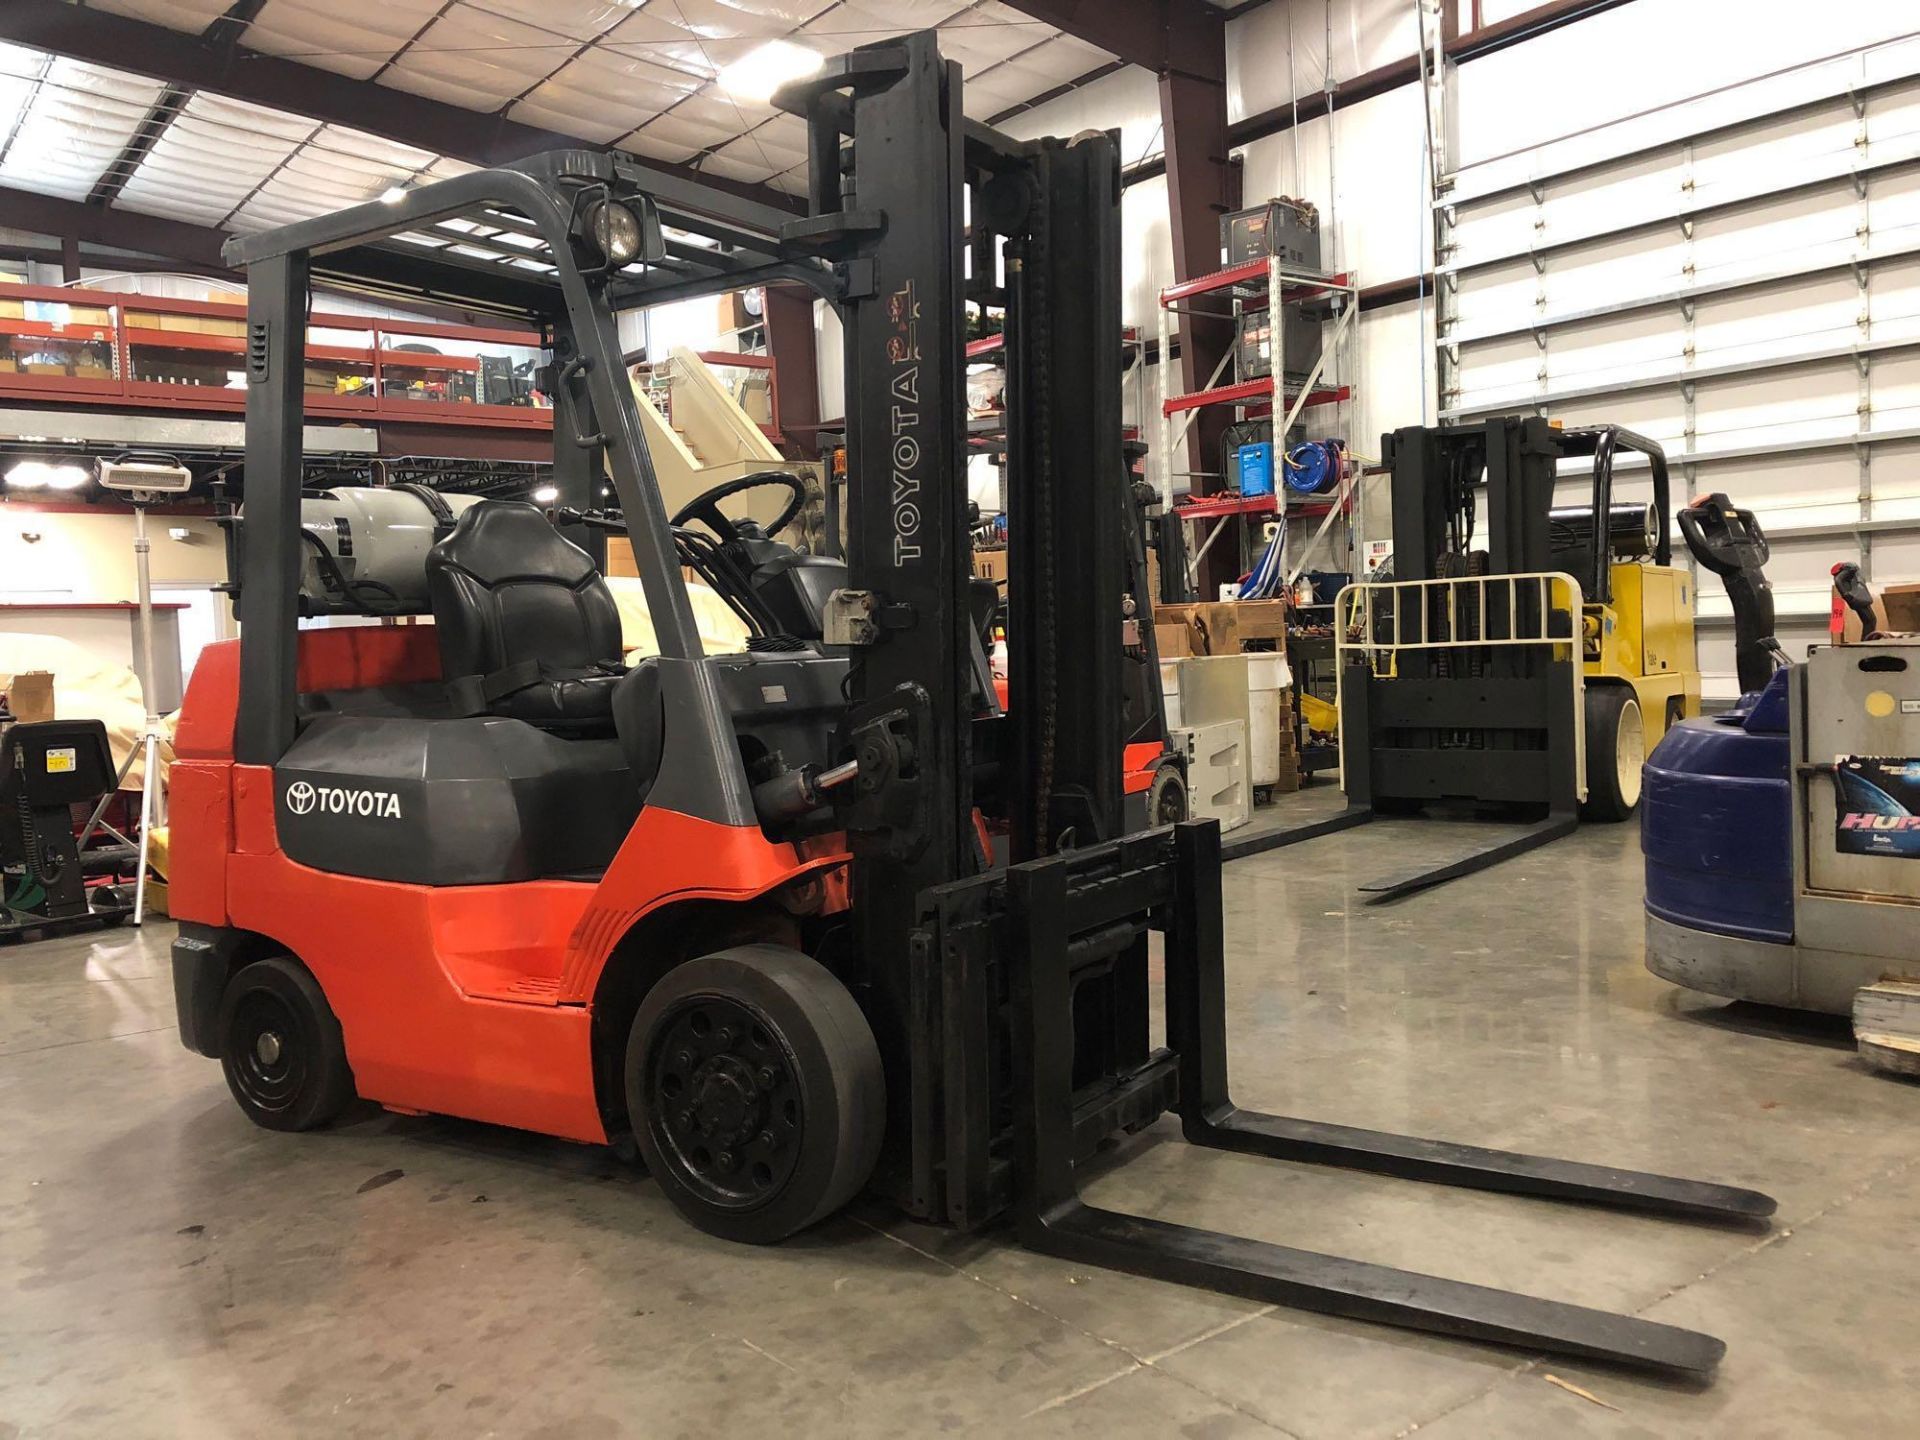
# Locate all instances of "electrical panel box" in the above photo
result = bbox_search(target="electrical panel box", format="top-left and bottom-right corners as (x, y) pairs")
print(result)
(1234, 311), (1322, 387)
(1223, 199), (1325, 388)
(1221, 198), (1322, 270)
(1236, 442), (1274, 497)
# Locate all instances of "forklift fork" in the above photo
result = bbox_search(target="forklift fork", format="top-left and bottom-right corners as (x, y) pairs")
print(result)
(1004, 821), (1774, 1375)
(1218, 804), (1579, 905)
(1352, 809), (1577, 904)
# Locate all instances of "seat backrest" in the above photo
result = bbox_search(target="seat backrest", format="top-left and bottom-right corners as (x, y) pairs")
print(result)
(426, 501), (622, 679)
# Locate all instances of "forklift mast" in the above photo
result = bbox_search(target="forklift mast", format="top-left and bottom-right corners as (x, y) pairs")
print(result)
(778, 34), (1132, 1211)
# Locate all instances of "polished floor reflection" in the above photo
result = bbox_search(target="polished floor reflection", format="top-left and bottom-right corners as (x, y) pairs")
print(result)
(4, 789), (1916, 1437)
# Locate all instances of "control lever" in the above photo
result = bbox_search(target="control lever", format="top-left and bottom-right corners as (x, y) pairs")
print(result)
(1831, 562), (1880, 642)
(751, 758), (860, 826)
(1677, 493), (1784, 695)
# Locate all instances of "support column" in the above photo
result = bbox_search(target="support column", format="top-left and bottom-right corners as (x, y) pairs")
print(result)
(762, 282), (822, 460)
(1159, 5), (1235, 595)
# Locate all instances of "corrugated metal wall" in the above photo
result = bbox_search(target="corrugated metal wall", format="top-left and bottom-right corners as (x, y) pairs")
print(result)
(1005, 0), (1920, 696)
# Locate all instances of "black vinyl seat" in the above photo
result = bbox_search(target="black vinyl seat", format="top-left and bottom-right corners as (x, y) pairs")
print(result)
(425, 501), (625, 734)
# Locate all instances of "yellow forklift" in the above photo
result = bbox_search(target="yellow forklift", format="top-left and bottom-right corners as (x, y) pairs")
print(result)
(1233, 419), (1703, 895)
(1558, 424), (1700, 820)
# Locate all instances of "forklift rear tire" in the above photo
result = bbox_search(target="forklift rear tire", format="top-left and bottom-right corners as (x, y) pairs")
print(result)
(217, 957), (355, 1132)
(1582, 685), (1645, 822)
(628, 945), (884, 1245)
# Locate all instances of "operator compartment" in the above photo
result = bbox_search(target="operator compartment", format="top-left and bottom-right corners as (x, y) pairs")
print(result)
(259, 478), (856, 883)
(261, 488), (658, 885)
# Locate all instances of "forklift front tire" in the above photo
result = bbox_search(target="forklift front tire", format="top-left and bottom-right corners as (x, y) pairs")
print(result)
(217, 957), (356, 1132)
(1147, 766), (1189, 826)
(628, 945), (884, 1245)
(1582, 685), (1645, 822)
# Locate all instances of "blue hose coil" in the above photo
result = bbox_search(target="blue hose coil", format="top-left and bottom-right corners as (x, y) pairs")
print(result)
(1284, 441), (1341, 495)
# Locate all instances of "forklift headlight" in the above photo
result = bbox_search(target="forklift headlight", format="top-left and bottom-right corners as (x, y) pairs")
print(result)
(587, 200), (644, 265)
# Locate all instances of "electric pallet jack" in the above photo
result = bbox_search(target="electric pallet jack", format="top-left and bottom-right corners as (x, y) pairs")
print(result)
(169, 33), (1774, 1375)
(1645, 518), (1920, 1033)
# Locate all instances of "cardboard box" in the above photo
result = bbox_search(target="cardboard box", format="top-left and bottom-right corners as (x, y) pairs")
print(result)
(5, 670), (54, 723)
(1154, 621), (1194, 659)
(1883, 583), (1920, 636)
(1155, 600), (1290, 655)
(973, 547), (1009, 586)
(72, 361), (113, 380)
(1234, 599), (1290, 647)
(22, 361), (70, 376)
(0, 297), (25, 321)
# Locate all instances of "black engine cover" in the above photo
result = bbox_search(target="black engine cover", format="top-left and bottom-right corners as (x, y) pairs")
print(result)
(273, 715), (638, 885)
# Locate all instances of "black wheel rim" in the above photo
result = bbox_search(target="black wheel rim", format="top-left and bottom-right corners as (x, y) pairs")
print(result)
(226, 989), (310, 1115)
(645, 995), (803, 1212)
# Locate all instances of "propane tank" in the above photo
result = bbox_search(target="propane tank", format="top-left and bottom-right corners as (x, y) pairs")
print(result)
(291, 486), (482, 614)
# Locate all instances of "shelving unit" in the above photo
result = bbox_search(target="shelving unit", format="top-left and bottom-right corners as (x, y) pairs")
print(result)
(963, 325), (1144, 463)
(0, 281), (553, 432)
(1155, 252), (1361, 598)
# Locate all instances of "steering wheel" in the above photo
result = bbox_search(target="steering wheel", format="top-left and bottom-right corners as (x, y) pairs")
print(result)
(669, 469), (807, 546)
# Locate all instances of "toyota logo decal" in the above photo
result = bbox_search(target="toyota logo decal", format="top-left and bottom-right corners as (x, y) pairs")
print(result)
(285, 781), (316, 815)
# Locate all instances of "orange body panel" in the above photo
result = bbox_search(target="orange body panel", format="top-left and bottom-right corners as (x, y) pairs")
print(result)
(172, 627), (848, 1146)
(1123, 741), (1162, 795)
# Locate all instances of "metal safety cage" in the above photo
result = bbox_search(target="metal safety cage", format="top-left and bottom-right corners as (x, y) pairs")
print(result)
(222, 151), (776, 836)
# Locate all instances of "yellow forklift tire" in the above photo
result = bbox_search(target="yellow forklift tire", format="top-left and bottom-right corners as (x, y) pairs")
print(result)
(1582, 685), (1646, 822)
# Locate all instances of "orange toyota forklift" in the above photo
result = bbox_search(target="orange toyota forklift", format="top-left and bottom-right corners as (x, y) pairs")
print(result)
(170, 32), (1772, 1373)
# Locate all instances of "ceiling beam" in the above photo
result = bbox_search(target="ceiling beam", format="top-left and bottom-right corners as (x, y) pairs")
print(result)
(985, 60), (1127, 128)
(0, 0), (804, 218)
(88, 83), (191, 208)
(202, 0), (270, 54)
(999, 2), (1225, 83)
(0, 184), (231, 269)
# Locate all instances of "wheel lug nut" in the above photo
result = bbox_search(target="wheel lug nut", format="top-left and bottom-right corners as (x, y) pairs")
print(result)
(757, 1067), (776, 1090)
(677, 1110), (694, 1129)
(759, 1129), (777, 1150)
(677, 1050), (694, 1069)
(716, 1027), (736, 1046)
(717, 1150), (738, 1171)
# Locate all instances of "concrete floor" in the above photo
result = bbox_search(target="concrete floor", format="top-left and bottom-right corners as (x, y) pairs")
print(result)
(5, 788), (1920, 1438)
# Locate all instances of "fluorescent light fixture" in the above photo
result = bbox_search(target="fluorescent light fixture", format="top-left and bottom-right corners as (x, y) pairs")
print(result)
(5, 459), (89, 491)
(531, 484), (560, 504)
(380, 186), (408, 204)
(717, 40), (823, 102)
